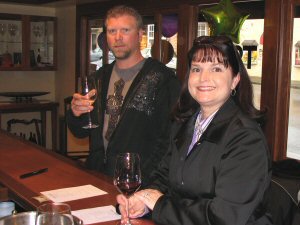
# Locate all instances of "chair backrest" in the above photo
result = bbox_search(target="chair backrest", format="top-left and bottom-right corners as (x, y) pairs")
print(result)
(7, 118), (42, 145)
(61, 96), (73, 154)
(264, 177), (300, 225)
(61, 96), (89, 160)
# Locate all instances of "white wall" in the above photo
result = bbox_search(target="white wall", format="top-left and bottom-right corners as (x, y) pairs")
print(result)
(55, 5), (89, 151)
(0, 3), (55, 15)
(55, 5), (76, 115)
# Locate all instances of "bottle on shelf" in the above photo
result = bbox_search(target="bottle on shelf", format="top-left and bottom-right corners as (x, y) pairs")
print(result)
(37, 48), (41, 65)
(2, 51), (13, 67)
(32, 133), (37, 144)
(20, 132), (26, 139)
(28, 132), (37, 144)
(29, 132), (33, 142)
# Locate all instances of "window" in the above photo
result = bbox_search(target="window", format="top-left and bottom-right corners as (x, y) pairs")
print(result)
(146, 24), (154, 48)
(148, 24), (154, 38)
(240, 19), (264, 109)
(287, 13), (300, 160)
(88, 20), (104, 73)
(197, 22), (208, 36)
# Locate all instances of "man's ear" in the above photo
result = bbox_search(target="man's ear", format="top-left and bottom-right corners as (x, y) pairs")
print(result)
(138, 29), (144, 43)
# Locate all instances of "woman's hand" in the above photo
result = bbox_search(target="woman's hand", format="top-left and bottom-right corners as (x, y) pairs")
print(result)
(116, 194), (147, 222)
(135, 189), (163, 210)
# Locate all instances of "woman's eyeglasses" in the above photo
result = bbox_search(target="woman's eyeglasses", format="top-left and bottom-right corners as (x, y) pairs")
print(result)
(193, 35), (242, 59)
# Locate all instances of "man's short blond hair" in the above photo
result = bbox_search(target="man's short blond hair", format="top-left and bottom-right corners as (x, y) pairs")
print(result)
(105, 5), (144, 30)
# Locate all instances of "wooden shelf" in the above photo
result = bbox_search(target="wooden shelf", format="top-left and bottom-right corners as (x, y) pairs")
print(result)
(0, 66), (56, 71)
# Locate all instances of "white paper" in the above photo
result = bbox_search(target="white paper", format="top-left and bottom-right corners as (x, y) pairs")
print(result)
(72, 205), (121, 224)
(41, 184), (107, 202)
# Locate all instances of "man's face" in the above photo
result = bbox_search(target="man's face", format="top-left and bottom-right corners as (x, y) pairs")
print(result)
(106, 15), (142, 60)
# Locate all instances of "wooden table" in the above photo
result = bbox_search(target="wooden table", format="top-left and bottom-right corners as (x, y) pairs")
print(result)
(0, 101), (58, 151)
(0, 130), (155, 225)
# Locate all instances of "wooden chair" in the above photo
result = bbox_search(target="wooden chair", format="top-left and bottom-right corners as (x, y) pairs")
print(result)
(263, 160), (300, 225)
(60, 96), (89, 160)
(7, 118), (42, 145)
(264, 177), (300, 225)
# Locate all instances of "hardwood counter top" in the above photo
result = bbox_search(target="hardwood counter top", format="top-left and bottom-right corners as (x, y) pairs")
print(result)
(0, 130), (154, 225)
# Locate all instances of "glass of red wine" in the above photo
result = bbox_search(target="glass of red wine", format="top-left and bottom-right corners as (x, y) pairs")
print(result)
(113, 152), (142, 225)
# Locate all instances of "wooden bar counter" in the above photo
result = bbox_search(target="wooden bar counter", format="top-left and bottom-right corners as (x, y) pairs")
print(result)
(0, 130), (155, 225)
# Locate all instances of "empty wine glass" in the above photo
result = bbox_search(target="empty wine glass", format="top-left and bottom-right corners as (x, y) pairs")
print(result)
(0, 23), (6, 36)
(81, 76), (99, 129)
(113, 153), (142, 225)
(0, 23), (6, 42)
(35, 202), (74, 225)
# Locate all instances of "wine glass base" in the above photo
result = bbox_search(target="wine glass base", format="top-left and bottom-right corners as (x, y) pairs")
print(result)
(82, 124), (99, 129)
(116, 219), (141, 225)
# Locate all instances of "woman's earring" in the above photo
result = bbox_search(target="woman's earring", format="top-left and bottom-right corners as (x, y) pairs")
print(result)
(231, 89), (236, 96)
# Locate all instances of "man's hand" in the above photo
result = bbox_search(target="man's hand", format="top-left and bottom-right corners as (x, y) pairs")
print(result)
(71, 90), (96, 117)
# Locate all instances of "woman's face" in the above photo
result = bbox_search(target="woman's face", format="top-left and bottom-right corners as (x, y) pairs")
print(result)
(188, 58), (240, 113)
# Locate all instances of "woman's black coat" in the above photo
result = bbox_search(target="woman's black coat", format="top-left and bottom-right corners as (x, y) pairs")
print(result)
(148, 99), (272, 225)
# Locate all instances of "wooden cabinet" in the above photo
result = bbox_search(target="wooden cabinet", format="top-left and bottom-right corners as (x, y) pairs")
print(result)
(0, 14), (56, 71)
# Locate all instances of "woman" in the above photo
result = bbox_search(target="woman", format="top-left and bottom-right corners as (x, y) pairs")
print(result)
(117, 35), (272, 225)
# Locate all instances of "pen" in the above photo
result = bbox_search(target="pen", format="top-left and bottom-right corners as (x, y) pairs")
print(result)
(19, 168), (48, 179)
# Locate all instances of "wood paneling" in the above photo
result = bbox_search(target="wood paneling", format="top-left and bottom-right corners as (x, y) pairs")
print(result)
(261, 0), (293, 160)
(177, 4), (198, 82)
(0, 0), (60, 4)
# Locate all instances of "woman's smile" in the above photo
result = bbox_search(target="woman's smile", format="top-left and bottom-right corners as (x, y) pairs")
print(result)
(196, 85), (216, 91)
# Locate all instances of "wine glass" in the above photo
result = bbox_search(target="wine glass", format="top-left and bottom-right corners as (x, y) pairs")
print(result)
(82, 76), (99, 129)
(35, 202), (74, 225)
(113, 153), (142, 225)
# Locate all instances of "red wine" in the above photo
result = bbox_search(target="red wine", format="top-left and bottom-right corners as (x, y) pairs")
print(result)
(115, 181), (141, 197)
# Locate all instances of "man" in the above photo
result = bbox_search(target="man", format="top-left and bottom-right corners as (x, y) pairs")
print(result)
(67, 5), (180, 185)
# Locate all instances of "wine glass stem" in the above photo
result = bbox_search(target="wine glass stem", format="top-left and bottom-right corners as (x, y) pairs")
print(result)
(87, 111), (92, 125)
(125, 198), (131, 225)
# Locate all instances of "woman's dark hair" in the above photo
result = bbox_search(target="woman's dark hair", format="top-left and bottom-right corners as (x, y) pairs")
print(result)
(173, 35), (264, 122)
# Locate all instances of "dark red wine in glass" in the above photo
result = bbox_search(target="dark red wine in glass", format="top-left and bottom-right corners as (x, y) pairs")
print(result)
(114, 153), (141, 225)
(115, 180), (141, 197)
